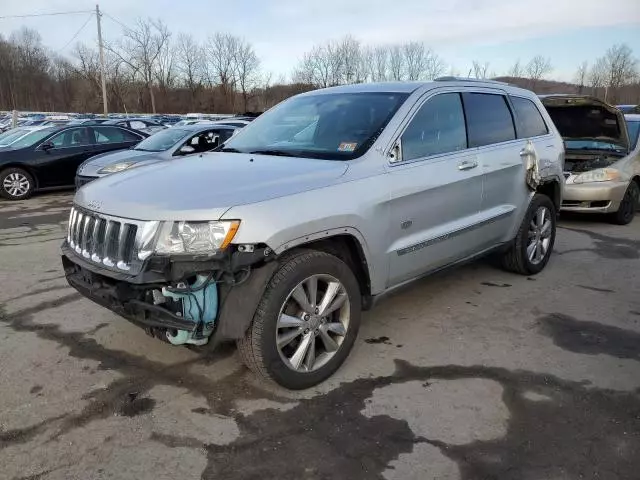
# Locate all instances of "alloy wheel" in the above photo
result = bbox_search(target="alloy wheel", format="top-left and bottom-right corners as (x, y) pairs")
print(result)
(276, 274), (351, 373)
(2, 172), (30, 198)
(527, 206), (553, 265)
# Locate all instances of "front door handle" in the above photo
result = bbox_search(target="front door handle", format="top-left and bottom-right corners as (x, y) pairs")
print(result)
(458, 160), (478, 171)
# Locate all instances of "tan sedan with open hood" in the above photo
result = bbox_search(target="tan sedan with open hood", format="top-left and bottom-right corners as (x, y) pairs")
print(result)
(541, 95), (640, 225)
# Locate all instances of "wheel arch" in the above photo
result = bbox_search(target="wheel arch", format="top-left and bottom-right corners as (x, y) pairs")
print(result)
(536, 179), (561, 211)
(0, 162), (39, 189)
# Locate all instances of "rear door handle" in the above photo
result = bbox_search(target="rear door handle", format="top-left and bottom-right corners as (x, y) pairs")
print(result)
(458, 160), (478, 171)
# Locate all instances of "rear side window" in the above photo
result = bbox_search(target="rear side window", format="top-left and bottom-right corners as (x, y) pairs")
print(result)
(401, 93), (467, 160)
(462, 93), (516, 147)
(511, 96), (548, 138)
(94, 126), (141, 144)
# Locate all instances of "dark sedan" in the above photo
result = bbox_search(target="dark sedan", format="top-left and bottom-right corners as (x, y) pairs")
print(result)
(0, 125), (146, 200)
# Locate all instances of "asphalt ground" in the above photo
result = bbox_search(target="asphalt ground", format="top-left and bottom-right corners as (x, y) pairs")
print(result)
(1, 191), (639, 480)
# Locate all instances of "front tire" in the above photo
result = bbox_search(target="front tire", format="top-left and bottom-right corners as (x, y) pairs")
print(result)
(237, 250), (361, 390)
(0, 167), (35, 200)
(501, 193), (556, 275)
(609, 182), (638, 225)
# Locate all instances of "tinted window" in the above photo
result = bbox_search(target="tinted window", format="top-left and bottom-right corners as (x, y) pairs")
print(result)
(94, 126), (140, 144)
(401, 93), (467, 160)
(462, 93), (516, 147)
(511, 96), (548, 138)
(8, 128), (55, 149)
(626, 120), (639, 149)
(49, 127), (93, 147)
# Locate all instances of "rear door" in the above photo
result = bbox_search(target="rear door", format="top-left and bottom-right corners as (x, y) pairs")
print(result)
(91, 126), (144, 155)
(461, 91), (528, 246)
(386, 90), (484, 286)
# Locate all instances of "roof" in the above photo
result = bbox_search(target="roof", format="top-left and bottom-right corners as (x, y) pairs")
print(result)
(176, 123), (237, 132)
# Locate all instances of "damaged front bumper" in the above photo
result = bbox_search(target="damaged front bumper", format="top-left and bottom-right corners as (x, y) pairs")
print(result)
(561, 180), (628, 213)
(61, 241), (277, 346)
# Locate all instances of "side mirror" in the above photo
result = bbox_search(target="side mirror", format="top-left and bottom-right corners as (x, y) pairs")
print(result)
(388, 139), (403, 163)
(179, 145), (195, 155)
(41, 142), (54, 152)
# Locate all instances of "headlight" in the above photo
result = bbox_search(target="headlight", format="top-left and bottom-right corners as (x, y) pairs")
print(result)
(154, 220), (240, 255)
(573, 168), (622, 184)
(98, 161), (138, 174)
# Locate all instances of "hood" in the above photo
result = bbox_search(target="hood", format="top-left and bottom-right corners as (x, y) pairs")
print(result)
(74, 152), (349, 221)
(540, 95), (630, 151)
(79, 148), (157, 171)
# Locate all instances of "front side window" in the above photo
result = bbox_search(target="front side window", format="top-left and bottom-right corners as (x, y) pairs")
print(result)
(401, 93), (467, 161)
(49, 127), (93, 148)
(462, 93), (516, 147)
(511, 96), (548, 138)
(135, 128), (190, 152)
(221, 92), (409, 160)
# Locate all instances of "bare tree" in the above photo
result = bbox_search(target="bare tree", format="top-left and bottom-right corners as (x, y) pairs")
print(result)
(403, 42), (427, 80)
(388, 45), (404, 81)
(372, 45), (388, 82)
(175, 33), (203, 110)
(574, 61), (588, 94)
(472, 60), (490, 79)
(526, 55), (553, 86)
(234, 39), (260, 111)
(423, 50), (446, 80)
(600, 44), (638, 102)
(508, 59), (523, 77)
(105, 18), (171, 113)
(206, 33), (240, 111)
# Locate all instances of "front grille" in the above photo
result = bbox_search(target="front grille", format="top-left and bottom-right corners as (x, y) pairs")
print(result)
(67, 206), (142, 273)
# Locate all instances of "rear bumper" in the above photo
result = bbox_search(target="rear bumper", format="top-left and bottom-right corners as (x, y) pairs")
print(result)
(561, 181), (628, 213)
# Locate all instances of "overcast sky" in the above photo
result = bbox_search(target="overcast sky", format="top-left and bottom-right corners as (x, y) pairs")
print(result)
(1, 0), (639, 81)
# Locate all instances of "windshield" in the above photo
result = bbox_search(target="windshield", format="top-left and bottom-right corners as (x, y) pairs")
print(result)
(8, 128), (55, 149)
(564, 139), (625, 152)
(625, 120), (639, 150)
(0, 128), (30, 146)
(134, 128), (190, 152)
(222, 92), (409, 160)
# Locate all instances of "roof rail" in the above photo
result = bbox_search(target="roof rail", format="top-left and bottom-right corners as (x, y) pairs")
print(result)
(434, 76), (510, 86)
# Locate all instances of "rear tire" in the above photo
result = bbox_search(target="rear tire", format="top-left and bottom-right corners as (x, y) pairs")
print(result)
(237, 250), (361, 390)
(501, 193), (556, 275)
(0, 167), (35, 200)
(609, 182), (638, 225)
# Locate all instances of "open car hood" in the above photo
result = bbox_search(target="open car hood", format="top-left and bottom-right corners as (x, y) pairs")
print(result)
(540, 95), (630, 151)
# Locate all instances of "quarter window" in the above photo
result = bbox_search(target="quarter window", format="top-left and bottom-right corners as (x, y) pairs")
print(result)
(401, 93), (467, 161)
(462, 93), (516, 147)
(511, 96), (548, 138)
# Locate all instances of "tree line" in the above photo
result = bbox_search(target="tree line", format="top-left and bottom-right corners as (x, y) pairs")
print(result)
(0, 20), (638, 114)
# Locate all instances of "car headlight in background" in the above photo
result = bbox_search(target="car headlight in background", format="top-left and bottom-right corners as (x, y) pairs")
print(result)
(573, 168), (623, 184)
(97, 161), (138, 174)
(153, 220), (240, 256)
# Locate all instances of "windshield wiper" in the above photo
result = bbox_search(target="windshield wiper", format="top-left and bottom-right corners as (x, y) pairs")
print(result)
(219, 147), (242, 153)
(248, 149), (295, 157)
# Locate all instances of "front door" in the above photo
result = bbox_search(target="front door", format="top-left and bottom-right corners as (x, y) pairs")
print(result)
(386, 91), (484, 287)
(37, 127), (96, 186)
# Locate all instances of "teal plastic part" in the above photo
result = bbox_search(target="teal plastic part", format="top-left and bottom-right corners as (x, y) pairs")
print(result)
(162, 274), (218, 346)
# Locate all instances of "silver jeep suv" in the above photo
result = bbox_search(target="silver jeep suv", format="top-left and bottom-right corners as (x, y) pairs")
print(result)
(62, 79), (564, 389)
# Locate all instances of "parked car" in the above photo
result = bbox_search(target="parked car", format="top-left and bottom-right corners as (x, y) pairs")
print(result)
(75, 124), (239, 188)
(68, 118), (110, 125)
(0, 125), (146, 200)
(100, 118), (166, 135)
(0, 126), (48, 147)
(62, 79), (564, 389)
(617, 105), (640, 114)
(541, 95), (639, 224)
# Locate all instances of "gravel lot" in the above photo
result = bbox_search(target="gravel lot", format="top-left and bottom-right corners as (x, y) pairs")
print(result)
(1, 192), (639, 480)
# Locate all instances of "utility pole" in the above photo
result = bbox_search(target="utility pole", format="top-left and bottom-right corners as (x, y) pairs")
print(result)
(96, 4), (108, 116)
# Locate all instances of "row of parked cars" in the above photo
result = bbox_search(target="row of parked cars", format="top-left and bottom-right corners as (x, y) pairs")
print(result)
(6, 78), (640, 389)
(0, 115), (257, 199)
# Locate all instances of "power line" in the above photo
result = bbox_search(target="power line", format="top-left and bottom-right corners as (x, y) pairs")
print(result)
(56, 13), (94, 54)
(102, 12), (131, 32)
(0, 10), (92, 20)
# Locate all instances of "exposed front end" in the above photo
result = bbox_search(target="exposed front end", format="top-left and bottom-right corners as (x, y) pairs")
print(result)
(61, 205), (273, 347)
